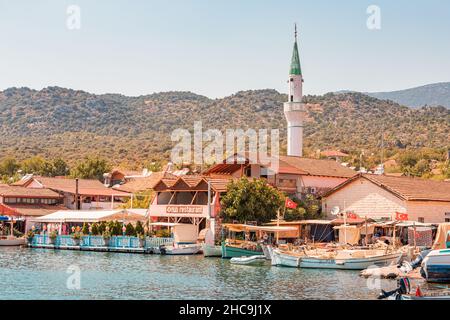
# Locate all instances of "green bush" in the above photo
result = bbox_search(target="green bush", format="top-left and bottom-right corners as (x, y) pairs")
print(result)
(125, 223), (135, 236)
(81, 223), (89, 235)
(135, 221), (144, 235)
(155, 229), (171, 238)
(91, 223), (99, 235)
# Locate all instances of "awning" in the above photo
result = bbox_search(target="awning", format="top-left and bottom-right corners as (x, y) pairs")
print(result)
(30, 209), (145, 223)
(222, 223), (297, 233)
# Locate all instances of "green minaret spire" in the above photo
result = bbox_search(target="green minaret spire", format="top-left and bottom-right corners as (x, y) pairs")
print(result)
(289, 23), (302, 76)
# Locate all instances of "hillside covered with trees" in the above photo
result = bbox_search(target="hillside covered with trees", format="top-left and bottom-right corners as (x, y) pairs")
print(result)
(0, 87), (448, 171)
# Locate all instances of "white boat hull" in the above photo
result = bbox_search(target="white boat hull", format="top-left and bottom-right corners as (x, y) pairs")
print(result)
(202, 244), (222, 257)
(164, 244), (201, 255)
(0, 237), (26, 246)
(230, 255), (266, 265)
(300, 252), (402, 270)
(272, 249), (302, 268)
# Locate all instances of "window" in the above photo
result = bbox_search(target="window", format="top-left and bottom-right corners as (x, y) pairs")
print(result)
(290, 95), (294, 102)
(290, 78), (293, 82)
(418, 217), (425, 223)
(446, 218), (450, 223)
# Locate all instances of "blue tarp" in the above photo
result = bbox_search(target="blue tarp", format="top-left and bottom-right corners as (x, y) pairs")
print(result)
(0, 216), (11, 221)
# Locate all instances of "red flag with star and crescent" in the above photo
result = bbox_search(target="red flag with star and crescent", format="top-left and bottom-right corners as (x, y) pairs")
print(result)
(395, 212), (409, 221)
(285, 198), (298, 209)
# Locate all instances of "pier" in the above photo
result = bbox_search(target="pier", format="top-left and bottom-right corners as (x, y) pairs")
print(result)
(29, 234), (173, 254)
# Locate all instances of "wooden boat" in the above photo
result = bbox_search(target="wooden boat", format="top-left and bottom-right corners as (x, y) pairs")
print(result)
(421, 249), (450, 283)
(230, 255), (266, 265)
(0, 236), (26, 246)
(300, 249), (402, 270)
(161, 243), (201, 255)
(202, 243), (222, 257)
(271, 248), (304, 268)
(221, 242), (263, 259)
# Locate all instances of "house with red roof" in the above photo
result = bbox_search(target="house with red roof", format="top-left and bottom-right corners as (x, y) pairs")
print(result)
(13, 175), (131, 210)
(321, 174), (450, 223)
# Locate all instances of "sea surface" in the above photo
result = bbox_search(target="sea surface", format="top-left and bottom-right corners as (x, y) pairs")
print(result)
(0, 247), (398, 300)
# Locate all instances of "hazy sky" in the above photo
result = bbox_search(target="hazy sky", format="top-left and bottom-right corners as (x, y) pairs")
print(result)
(1, 0), (449, 98)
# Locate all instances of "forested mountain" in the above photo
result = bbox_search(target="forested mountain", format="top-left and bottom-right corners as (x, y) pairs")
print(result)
(365, 82), (450, 109)
(0, 87), (448, 167)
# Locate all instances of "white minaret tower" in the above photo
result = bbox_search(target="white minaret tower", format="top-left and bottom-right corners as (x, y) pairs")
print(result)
(284, 24), (305, 157)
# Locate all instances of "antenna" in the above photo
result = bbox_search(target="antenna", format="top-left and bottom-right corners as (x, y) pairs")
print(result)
(294, 23), (298, 40)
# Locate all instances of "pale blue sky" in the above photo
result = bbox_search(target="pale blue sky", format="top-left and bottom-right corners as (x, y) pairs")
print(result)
(0, 0), (449, 98)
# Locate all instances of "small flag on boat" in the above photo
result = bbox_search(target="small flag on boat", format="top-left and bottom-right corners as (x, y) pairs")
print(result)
(395, 212), (409, 221)
(285, 198), (298, 209)
(415, 286), (423, 297)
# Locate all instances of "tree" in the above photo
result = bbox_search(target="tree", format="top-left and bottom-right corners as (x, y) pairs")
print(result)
(125, 222), (135, 236)
(0, 157), (19, 176)
(220, 178), (284, 224)
(81, 223), (89, 235)
(52, 158), (70, 176)
(21, 156), (46, 175)
(70, 156), (111, 180)
(135, 221), (144, 235)
(91, 223), (99, 235)
(120, 191), (153, 209)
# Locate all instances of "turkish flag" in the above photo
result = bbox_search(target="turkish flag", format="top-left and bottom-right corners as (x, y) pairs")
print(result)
(346, 212), (358, 219)
(395, 212), (409, 221)
(285, 198), (298, 209)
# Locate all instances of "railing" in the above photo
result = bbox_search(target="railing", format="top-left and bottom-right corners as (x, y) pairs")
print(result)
(30, 235), (173, 249)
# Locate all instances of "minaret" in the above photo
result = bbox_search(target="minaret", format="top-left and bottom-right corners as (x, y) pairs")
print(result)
(284, 24), (305, 157)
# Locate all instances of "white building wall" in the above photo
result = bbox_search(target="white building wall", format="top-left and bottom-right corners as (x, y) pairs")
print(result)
(322, 178), (406, 219)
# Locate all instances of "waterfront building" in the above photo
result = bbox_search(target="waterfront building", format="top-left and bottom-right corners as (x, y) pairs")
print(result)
(149, 175), (231, 239)
(13, 176), (131, 210)
(0, 185), (66, 231)
(321, 174), (450, 223)
(203, 153), (356, 198)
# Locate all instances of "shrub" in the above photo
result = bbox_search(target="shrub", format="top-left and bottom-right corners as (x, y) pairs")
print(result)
(91, 223), (99, 235)
(135, 221), (144, 235)
(81, 223), (89, 235)
(155, 229), (171, 238)
(125, 223), (135, 236)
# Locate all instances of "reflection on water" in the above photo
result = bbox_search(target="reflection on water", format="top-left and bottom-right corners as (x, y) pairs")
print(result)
(0, 247), (396, 300)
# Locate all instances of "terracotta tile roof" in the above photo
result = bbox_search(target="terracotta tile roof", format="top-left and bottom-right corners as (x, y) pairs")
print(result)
(363, 174), (450, 202)
(153, 175), (233, 192)
(0, 203), (68, 217)
(0, 186), (61, 198)
(323, 173), (450, 202)
(112, 172), (177, 193)
(278, 156), (356, 178)
(25, 177), (131, 197)
(204, 153), (356, 178)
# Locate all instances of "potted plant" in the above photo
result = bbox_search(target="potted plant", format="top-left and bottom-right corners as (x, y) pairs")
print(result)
(72, 232), (82, 246)
(102, 230), (111, 247)
(49, 230), (58, 245)
(26, 230), (35, 245)
(137, 233), (146, 248)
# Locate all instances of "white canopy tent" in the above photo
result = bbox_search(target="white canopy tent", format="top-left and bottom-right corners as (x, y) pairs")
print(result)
(31, 209), (146, 223)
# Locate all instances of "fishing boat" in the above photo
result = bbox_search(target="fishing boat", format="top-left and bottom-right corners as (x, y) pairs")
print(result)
(221, 223), (297, 259)
(378, 278), (450, 300)
(271, 248), (304, 267)
(0, 216), (26, 246)
(202, 243), (222, 257)
(300, 249), (402, 270)
(230, 255), (266, 265)
(221, 241), (263, 259)
(421, 248), (450, 283)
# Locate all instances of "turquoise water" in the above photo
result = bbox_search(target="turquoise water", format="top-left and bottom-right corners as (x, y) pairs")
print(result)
(0, 247), (396, 300)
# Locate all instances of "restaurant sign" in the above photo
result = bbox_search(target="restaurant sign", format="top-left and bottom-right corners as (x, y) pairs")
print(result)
(165, 206), (204, 214)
